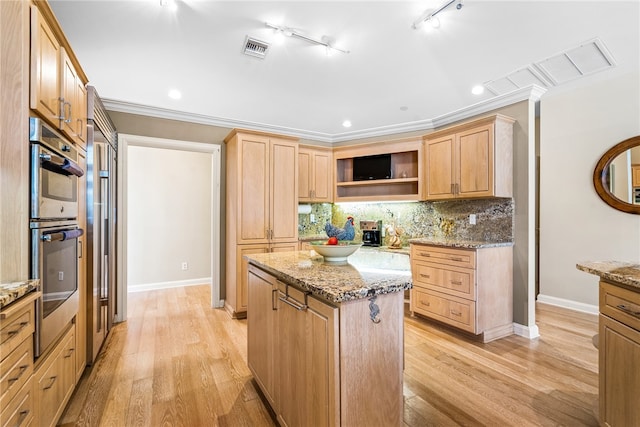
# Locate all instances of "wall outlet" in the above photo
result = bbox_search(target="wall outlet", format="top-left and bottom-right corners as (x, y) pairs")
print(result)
(469, 214), (477, 225)
(310, 213), (316, 223)
(181, 262), (188, 270)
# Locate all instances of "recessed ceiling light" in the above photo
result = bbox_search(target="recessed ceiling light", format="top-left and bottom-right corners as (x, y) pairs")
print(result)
(168, 89), (182, 99)
(159, 0), (177, 11)
(471, 85), (485, 95)
(400, 106), (408, 111)
(342, 120), (352, 128)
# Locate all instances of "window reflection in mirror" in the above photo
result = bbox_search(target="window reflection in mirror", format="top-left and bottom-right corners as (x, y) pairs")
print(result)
(606, 146), (640, 204)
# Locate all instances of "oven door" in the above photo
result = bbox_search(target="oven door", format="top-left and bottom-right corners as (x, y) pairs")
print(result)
(30, 143), (83, 220)
(31, 221), (82, 357)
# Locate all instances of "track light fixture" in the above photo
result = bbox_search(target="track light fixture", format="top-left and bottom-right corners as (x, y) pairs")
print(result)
(265, 22), (350, 54)
(412, 0), (463, 30)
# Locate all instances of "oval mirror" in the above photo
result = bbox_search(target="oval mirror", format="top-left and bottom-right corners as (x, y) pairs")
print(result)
(593, 135), (640, 214)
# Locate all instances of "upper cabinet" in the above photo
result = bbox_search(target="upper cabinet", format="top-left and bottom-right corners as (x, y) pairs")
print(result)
(30, 4), (87, 149)
(298, 145), (333, 203)
(424, 115), (514, 200)
(333, 138), (423, 202)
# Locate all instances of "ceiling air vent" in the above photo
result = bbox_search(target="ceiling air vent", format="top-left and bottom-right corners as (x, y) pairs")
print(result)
(243, 36), (269, 59)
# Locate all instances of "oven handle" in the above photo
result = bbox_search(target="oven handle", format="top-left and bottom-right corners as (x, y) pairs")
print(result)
(39, 153), (85, 178)
(41, 228), (84, 242)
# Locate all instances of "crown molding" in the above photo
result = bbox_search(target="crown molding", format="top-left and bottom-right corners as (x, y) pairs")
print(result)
(103, 85), (547, 144)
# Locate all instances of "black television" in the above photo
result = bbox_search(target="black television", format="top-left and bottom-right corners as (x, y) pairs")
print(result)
(353, 154), (392, 181)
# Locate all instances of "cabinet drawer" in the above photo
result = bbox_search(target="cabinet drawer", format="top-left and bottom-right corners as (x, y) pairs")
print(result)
(0, 376), (34, 427)
(600, 281), (640, 332)
(411, 245), (475, 269)
(1, 337), (33, 410)
(411, 288), (476, 333)
(412, 262), (475, 300)
(1, 300), (36, 361)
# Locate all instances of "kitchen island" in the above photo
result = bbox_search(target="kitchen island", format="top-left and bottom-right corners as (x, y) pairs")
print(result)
(577, 261), (640, 427)
(245, 248), (411, 427)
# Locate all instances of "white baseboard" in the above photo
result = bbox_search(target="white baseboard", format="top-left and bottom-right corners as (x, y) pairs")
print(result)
(536, 294), (599, 315)
(128, 277), (212, 293)
(513, 322), (540, 339)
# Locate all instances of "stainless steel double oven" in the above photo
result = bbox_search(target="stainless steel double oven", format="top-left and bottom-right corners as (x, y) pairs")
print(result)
(29, 117), (84, 357)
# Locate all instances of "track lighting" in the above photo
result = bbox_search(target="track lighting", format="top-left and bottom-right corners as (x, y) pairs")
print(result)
(265, 22), (349, 54)
(412, 0), (463, 30)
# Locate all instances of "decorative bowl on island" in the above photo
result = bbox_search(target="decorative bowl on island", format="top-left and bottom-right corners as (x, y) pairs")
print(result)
(309, 241), (362, 263)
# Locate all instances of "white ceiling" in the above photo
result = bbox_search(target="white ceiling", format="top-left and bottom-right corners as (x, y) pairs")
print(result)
(49, 0), (640, 142)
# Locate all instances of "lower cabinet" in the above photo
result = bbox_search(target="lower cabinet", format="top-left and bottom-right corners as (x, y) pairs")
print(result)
(598, 281), (640, 426)
(410, 243), (513, 342)
(247, 264), (403, 426)
(34, 322), (76, 427)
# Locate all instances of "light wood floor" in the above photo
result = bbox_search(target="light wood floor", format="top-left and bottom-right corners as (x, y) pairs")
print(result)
(60, 284), (599, 427)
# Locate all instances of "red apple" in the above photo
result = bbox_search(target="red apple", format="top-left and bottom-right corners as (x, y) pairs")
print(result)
(327, 237), (338, 245)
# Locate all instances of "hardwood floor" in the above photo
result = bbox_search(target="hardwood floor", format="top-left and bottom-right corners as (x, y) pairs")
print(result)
(60, 285), (599, 427)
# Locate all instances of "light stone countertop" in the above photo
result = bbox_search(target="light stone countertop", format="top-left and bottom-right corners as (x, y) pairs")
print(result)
(245, 247), (412, 304)
(0, 279), (39, 309)
(576, 261), (640, 290)
(408, 238), (514, 249)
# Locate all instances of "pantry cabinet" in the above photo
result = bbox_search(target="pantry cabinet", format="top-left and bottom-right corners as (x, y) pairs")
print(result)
(424, 115), (514, 200)
(410, 243), (513, 342)
(224, 129), (298, 318)
(30, 3), (88, 149)
(598, 281), (640, 427)
(299, 146), (333, 202)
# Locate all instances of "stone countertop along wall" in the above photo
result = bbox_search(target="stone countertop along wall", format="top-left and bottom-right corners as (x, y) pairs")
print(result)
(245, 247), (412, 304)
(299, 198), (513, 245)
(0, 279), (39, 308)
(577, 261), (640, 290)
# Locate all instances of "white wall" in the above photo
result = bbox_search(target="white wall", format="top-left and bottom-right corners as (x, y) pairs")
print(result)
(539, 71), (640, 312)
(127, 145), (212, 290)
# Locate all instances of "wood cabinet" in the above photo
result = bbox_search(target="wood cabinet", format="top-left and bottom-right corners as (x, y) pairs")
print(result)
(224, 130), (298, 318)
(248, 263), (403, 426)
(424, 115), (514, 200)
(333, 138), (422, 202)
(410, 243), (513, 342)
(75, 150), (87, 382)
(34, 322), (76, 427)
(30, 3), (87, 149)
(598, 281), (640, 426)
(1, 291), (40, 427)
(299, 146), (333, 202)
(632, 164), (640, 187)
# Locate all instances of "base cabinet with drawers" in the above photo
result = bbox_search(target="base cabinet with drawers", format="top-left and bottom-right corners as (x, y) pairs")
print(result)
(410, 243), (513, 342)
(1, 291), (40, 427)
(598, 280), (640, 427)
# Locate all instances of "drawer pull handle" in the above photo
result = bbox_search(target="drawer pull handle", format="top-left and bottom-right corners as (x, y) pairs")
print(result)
(420, 300), (431, 307)
(43, 376), (57, 390)
(18, 410), (30, 425)
(450, 310), (462, 317)
(419, 252), (431, 257)
(450, 280), (463, 286)
(7, 321), (29, 336)
(419, 274), (431, 279)
(64, 348), (75, 358)
(616, 304), (640, 318)
(8, 365), (29, 383)
(449, 257), (463, 262)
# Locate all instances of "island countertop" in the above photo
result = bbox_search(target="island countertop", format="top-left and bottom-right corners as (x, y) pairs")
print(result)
(409, 238), (514, 249)
(576, 260), (640, 290)
(244, 247), (412, 304)
(0, 279), (39, 309)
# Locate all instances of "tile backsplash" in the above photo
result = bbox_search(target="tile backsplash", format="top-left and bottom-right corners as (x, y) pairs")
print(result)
(298, 199), (513, 246)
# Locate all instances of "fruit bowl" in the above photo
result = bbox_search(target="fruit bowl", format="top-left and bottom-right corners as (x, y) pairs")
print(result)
(309, 241), (362, 263)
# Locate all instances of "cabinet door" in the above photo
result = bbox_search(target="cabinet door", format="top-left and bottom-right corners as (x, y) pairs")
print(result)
(298, 150), (312, 201)
(239, 136), (270, 243)
(247, 267), (278, 408)
(60, 47), (77, 141)
(425, 135), (455, 199)
(277, 284), (338, 427)
(270, 139), (298, 242)
(30, 4), (61, 126)
(457, 123), (494, 198)
(633, 165), (640, 187)
(237, 245), (269, 314)
(599, 314), (640, 427)
(73, 78), (87, 148)
(312, 150), (332, 201)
